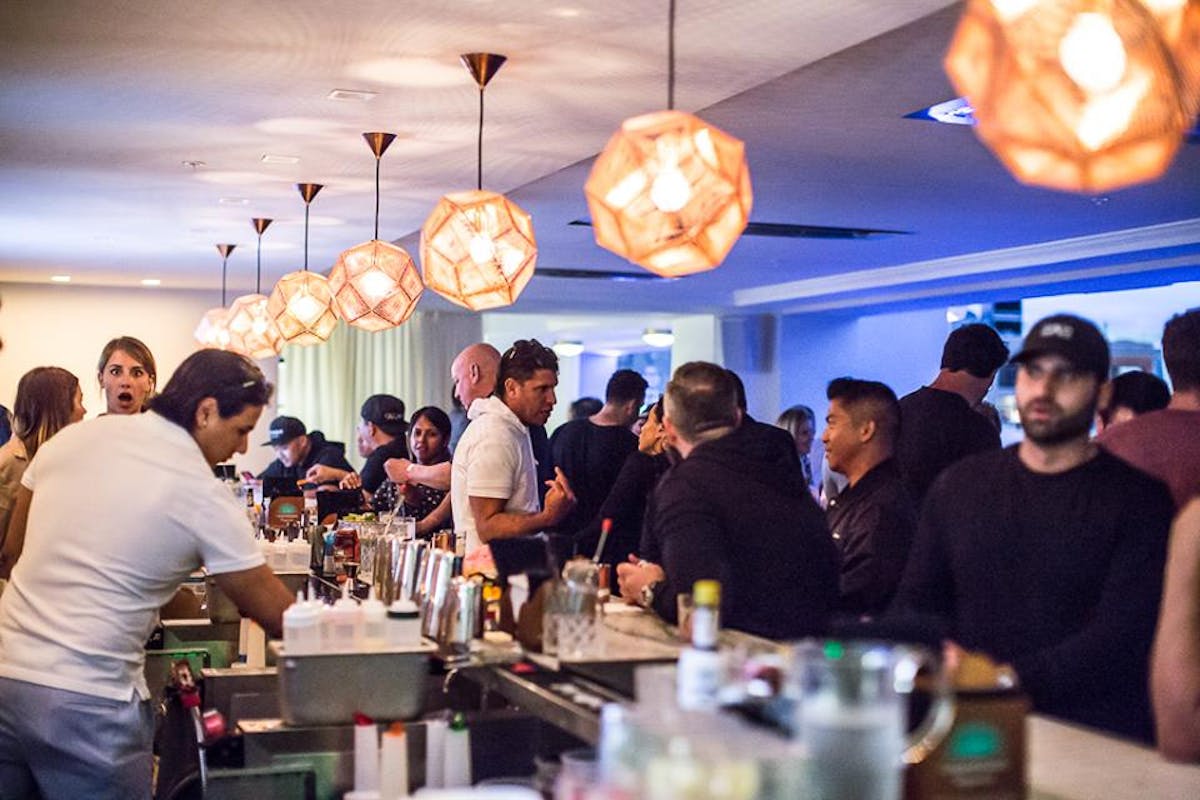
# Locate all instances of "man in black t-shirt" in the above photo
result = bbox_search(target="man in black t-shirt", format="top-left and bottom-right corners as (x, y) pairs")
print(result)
(550, 369), (647, 561)
(337, 394), (410, 508)
(896, 323), (1010, 506)
(893, 315), (1174, 743)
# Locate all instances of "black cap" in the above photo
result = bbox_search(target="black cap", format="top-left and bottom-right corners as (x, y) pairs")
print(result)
(360, 394), (407, 437)
(1011, 314), (1110, 381)
(263, 416), (306, 446)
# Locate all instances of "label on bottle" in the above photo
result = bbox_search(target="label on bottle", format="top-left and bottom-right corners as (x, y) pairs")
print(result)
(691, 606), (718, 650)
(677, 647), (721, 711)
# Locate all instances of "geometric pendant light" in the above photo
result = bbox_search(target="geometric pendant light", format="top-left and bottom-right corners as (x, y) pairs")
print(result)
(226, 218), (285, 360)
(194, 243), (236, 349)
(329, 132), (424, 331)
(268, 183), (339, 345)
(584, 0), (753, 278)
(945, 0), (1200, 194)
(420, 53), (538, 311)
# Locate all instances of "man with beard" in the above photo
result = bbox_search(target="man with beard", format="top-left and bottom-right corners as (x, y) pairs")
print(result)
(892, 314), (1174, 742)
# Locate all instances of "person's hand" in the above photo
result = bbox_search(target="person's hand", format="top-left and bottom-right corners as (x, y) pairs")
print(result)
(384, 457), (413, 484)
(305, 464), (344, 485)
(339, 472), (362, 490)
(542, 467), (576, 526)
(616, 554), (665, 603)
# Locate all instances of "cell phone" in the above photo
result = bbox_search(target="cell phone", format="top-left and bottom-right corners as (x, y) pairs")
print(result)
(296, 481), (319, 491)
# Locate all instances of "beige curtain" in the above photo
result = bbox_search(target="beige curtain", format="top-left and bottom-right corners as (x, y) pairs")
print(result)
(277, 311), (481, 468)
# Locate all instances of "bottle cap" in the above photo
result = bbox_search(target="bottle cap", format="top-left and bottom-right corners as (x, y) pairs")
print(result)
(692, 580), (720, 607)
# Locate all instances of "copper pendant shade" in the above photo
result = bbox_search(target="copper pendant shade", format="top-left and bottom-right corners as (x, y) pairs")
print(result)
(268, 183), (338, 345)
(227, 218), (285, 360)
(329, 132), (425, 330)
(194, 243), (236, 349)
(420, 52), (538, 311)
(945, 0), (1200, 194)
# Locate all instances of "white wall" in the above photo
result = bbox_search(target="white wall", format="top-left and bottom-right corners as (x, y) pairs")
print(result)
(0, 282), (279, 473)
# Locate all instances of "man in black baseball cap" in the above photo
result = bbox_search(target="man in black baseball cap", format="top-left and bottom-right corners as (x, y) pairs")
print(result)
(894, 312), (1174, 742)
(338, 394), (411, 508)
(257, 414), (352, 484)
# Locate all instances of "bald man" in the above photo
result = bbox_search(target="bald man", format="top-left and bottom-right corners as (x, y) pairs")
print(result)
(386, 342), (501, 493)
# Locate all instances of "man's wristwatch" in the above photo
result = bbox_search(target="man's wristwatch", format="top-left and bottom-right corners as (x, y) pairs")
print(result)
(638, 579), (665, 610)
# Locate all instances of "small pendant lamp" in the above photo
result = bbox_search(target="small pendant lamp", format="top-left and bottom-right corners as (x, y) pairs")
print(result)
(421, 53), (538, 311)
(329, 132), (424, 330)
(268, 183), (339, 345)
(944, 0), (1200, 193)
(194, 243), (236, 349)
(226, 218), (284, 360)
(584, 0), (752, 278)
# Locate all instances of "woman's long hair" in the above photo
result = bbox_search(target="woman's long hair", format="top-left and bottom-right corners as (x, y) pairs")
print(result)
(13, 366), (80, 460)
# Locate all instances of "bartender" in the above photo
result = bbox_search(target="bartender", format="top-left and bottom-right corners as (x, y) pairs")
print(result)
(0, 349), (294, 799)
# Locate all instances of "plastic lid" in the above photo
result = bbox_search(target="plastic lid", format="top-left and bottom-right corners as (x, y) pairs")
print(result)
(387, 599), (420, 618)
(692, 580), (720, 607)
(449, 712), (467, 731)
(283, 590), (320, 625)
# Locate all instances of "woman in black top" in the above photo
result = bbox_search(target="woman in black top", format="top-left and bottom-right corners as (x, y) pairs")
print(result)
(376, 406), (453, 536)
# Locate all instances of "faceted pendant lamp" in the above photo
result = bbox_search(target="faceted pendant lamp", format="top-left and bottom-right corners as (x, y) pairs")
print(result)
(584, 0), (752, 277)
(268, 183), (339, 345)
(945, 0), (1200, 194)
(227, 218), (284, 360)
(421, 53), (538, 311)
(194, 243), (236, 349)
(329, 132), (424, 331)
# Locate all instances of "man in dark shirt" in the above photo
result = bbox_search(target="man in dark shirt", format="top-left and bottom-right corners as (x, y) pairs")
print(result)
(821, 378), (916, 617)
(257, 416), (353, 483)
(893, 314), (1174, 742)
(335, 395), (410, 508)
(896, 323), (1010, 506)
(550, 369), (647, 561)
(617, 362), (838, 640)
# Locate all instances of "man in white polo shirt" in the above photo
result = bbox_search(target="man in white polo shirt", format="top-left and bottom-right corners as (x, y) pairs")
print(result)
(0, 349), (294, 800)
(451, 339), (575, 556)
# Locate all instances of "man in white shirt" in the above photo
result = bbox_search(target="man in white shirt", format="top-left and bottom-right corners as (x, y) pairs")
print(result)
(0, 349), (294, 800)
(451, 339), (575, 555)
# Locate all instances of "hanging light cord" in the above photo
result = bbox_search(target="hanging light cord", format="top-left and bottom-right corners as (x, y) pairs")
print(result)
(477, 85), (485, 190)
(303, 203), (310, 271)
(220, 255), (228, 306)
(667, 0), (676, 110)
(374, 156), (382, 240)
(255, 234), (262, 294)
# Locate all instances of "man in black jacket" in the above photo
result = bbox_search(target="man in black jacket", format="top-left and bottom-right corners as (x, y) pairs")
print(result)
(617, 362), (838, 640)
(257, 415), (353, 483)
(821, 378), (916, 618)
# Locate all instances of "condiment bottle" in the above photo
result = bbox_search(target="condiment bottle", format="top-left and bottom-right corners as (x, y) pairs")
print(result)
(361, 586), (387, 650)
(386, 598), (421, 648)
(282, 589), (321, 655)
(442, 712), (471, 788)
(380, 721), (409, 799)
(676, 579), (722, 711)
(324, 580), (362, 651)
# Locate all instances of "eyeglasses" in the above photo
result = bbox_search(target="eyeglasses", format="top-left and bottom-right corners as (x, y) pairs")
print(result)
(502, 339), (557, 371)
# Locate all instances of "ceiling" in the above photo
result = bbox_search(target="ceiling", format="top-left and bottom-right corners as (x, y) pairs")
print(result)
(2, 1), (1198, 318)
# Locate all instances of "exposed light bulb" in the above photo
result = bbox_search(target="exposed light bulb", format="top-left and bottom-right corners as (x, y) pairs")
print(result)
(358, 268), (394, 302)
(990, 0), (1038, 22)
(288, 291), (322, 325)
(1059, 12), (1127, 94)
(469, 233), (496, 265)
(499, 245), (523, 277)
(650, 164), (691, 213)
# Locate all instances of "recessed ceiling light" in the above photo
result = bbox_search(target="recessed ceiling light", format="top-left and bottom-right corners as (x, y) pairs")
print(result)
(642, 328), (674, 348)
(219, 196), (249, 206)
(552, 340), (585, 357)
(261, 154), (300, 165)
(50, 275), (71, 283)
(141, 278), (162, 287)
(181, 160), (206, 169)
(327, 88), (378, 102)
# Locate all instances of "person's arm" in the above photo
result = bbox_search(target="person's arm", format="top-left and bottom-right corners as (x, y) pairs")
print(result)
(306, 463), (352, 485)
(1153, 498), (1200, 761)
(0, 486), (32, 579)
(210, 564), (294, 638)
(386, 458), (451, 491)
(415, 493), (452, 537)
(650, 474), (728, 624)
(471, 467), (575, 543)
(839, 501), (916, 616)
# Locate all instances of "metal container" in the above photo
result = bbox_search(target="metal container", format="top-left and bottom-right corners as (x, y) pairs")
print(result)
(420, 551), (455, 640)
(374, 534), (405, 603)
(400, 539), (428, 604)
(441, 577), (483, 659)
(270, 640), (435, 726)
